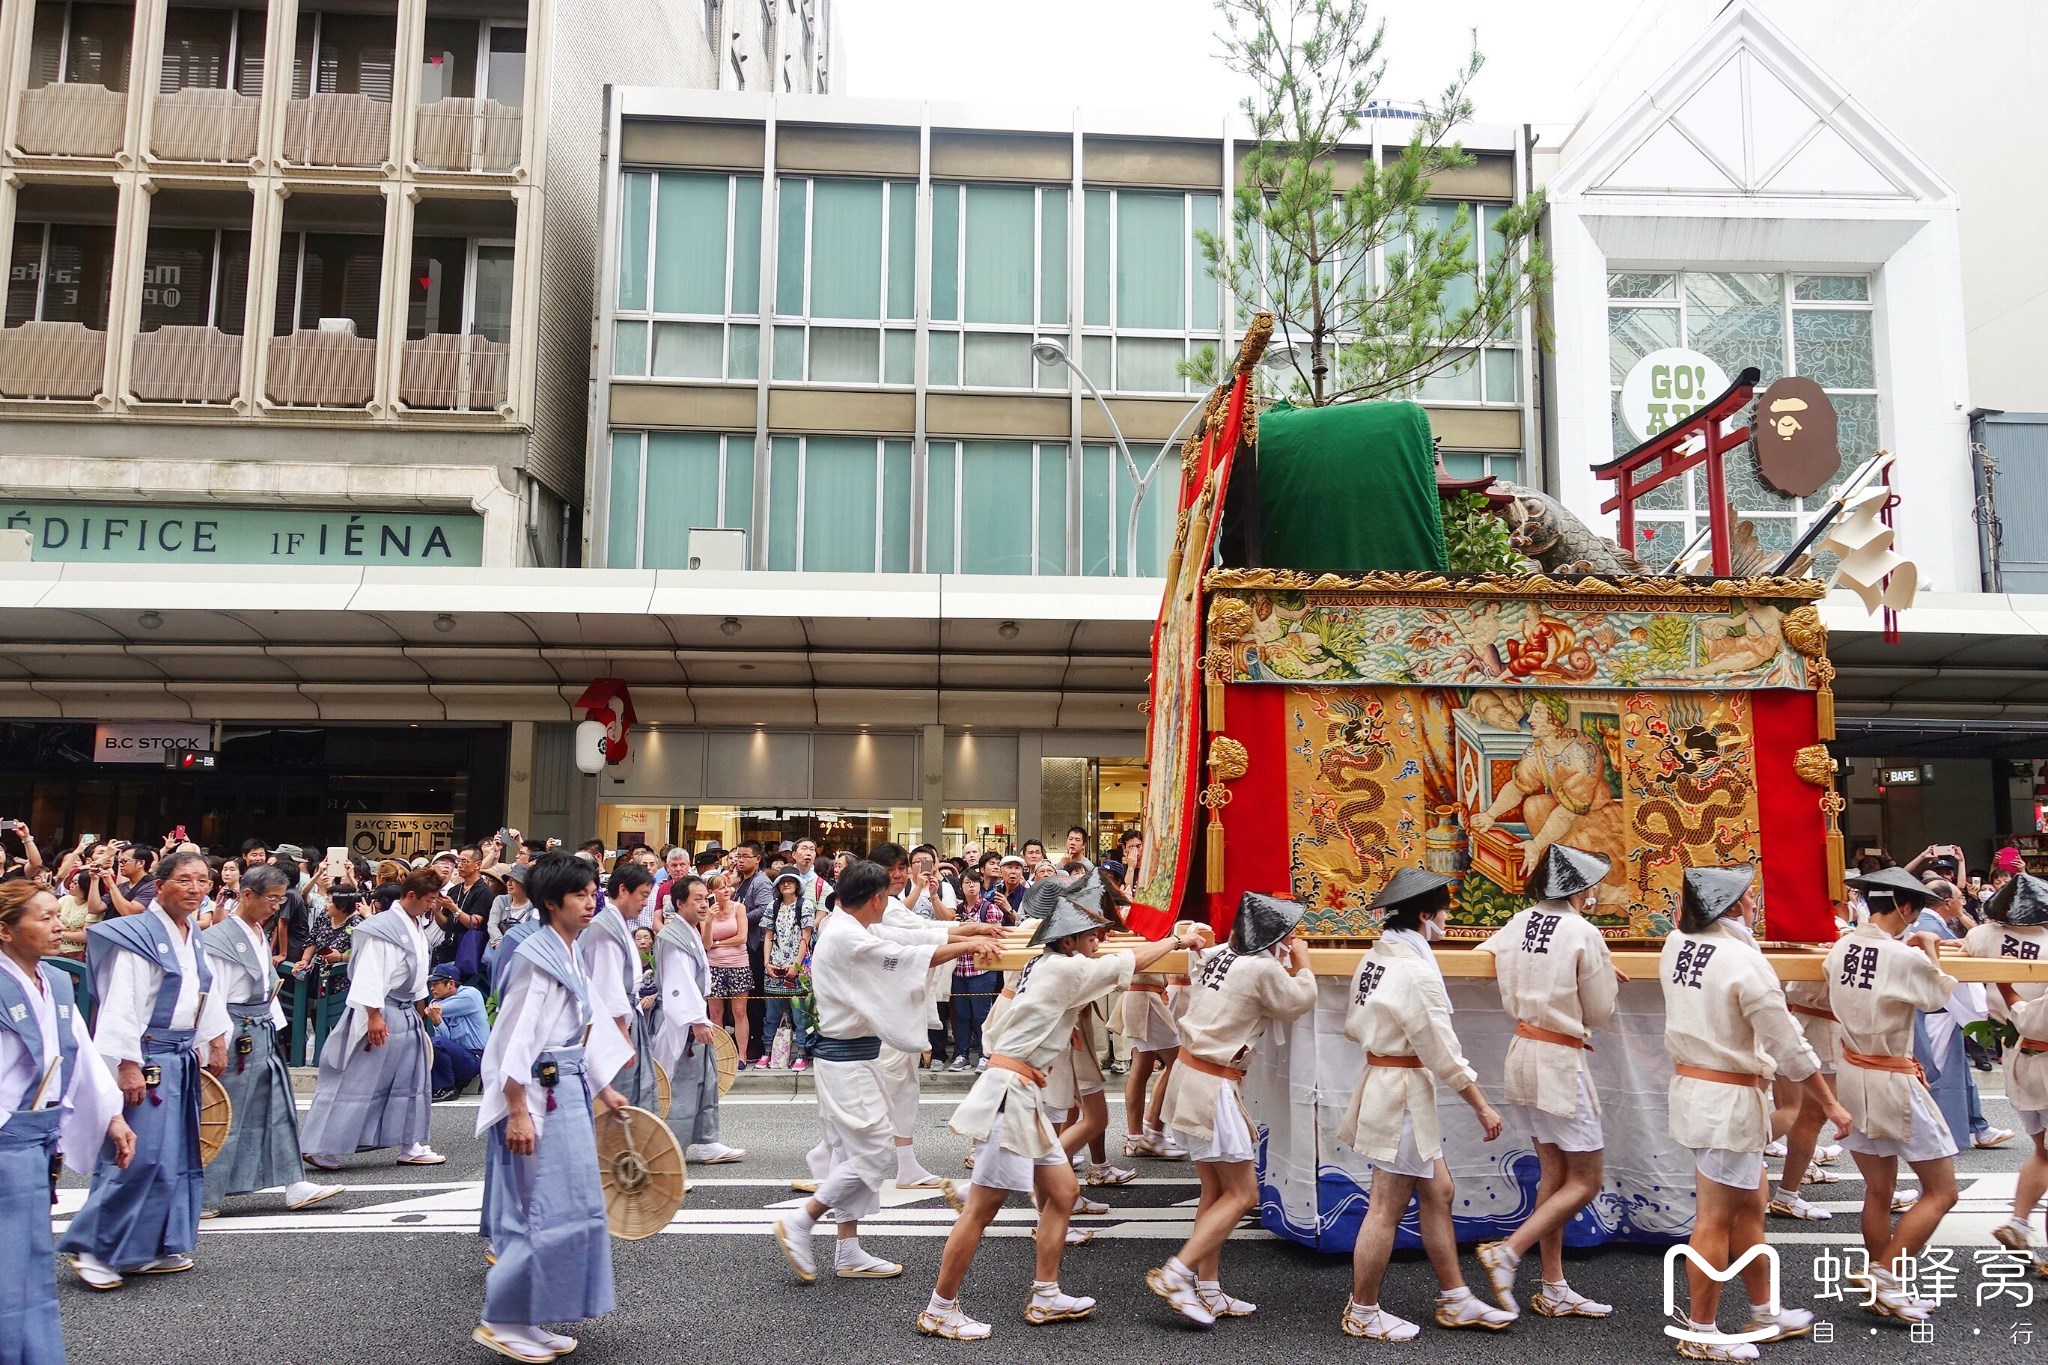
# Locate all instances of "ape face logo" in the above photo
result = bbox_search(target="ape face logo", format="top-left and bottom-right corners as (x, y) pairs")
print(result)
(1752, 375), (1840, 498)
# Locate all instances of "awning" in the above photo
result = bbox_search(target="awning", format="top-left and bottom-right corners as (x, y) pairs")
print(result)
(0, 564), (1161, 729)
(2, 565), (2042, 734)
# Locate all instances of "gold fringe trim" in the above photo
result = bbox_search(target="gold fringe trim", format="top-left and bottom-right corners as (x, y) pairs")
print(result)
(1204, 568), (1829, 601)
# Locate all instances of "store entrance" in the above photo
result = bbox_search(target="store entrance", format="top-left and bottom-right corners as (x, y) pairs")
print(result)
(598, 803), (924, 858)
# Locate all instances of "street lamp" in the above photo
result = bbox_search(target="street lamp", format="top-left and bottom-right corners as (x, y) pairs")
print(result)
(1032, 337), (1206, 578)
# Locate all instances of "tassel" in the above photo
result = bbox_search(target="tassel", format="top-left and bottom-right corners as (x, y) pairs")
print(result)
(1826, 830), (1846, 905)
(1205, 653), (1226, 733)
(1812, 659), (1837, 741)
(545, 1090), (557, 1113)
(1206, 808), (1227, 892)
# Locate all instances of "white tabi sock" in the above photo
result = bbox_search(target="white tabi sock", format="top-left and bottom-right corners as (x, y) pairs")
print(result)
(835, 1237), (866, 1264)
(896, 1149), (935, 1183)
(783, 1206), (817, 1240)
(927, 1293), (956, 1313)
(1438, 1287), (1473, 1302)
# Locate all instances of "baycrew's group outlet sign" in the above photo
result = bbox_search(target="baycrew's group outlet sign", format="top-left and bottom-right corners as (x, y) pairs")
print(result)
(347, 814), (457, 861)
(2, 502), (484, 566)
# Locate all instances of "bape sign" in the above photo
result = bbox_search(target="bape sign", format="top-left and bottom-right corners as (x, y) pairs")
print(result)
(1752, 376), (1841, 498)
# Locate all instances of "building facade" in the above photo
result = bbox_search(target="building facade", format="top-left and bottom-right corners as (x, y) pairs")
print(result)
(579, 89), (1538, 856)
(0, 0), (837, 852)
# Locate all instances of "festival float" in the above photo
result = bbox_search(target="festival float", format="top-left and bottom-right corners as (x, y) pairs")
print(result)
(1107, 313), (2015, 1252)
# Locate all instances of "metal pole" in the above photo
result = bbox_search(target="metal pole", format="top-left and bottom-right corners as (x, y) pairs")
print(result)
(1033, 337), (1203, 577)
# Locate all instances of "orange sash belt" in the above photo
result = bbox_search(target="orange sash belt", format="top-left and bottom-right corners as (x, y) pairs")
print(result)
(1179, 1051), (1248, 1083)
(988, 1054), (1048, 1086)
(1843, 1048), (1927, 1084)
(1367, 1052), (1424, 1069)
(1789, 1003), (1839, 1023)
(1130, 983), (1168, 997)
(1169, 976), (1191, 987)
(2020, 1039), (2048, 1056)
(1675, 1062), (1767, 1090)
(998, 988), (1015, 1000)
(1515, 1020), (1592, 1051)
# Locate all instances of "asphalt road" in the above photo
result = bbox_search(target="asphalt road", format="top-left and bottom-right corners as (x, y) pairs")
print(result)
(50, 1076), (2048, 1365)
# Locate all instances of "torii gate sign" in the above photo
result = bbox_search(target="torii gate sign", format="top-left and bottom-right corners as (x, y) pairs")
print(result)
(1591, 366), (1761, 577)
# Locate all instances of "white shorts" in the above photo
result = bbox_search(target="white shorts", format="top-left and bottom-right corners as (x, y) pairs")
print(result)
(878, 1046), (921, 1137)
(1510, 1071), (1604, 1152)
(1044, 1105), (1071, 1127)
(1177, 1080), (1257, 1164)
(1691, 1146), (1765, 1190)
(1372, 1114), (1438, 1179)
(2016, 1108), (2048, 1138)
(1841, 1080), (1960, 1164)
(1124, 992), (1181, 1053)
(969, 1112), (1069, 1193)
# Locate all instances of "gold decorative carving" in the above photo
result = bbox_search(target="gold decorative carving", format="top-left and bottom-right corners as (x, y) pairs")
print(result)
(1782, 603), (1828, 658)
(1236, 312), (1275, 374)
(1203, 568), (1829, 602)
(1208, 596), (1255, 645)
(1207, 735), (1249, 783)
(1793, 745), (1837, 787)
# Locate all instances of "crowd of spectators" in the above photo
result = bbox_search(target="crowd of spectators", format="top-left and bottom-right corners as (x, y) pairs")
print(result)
(0, 818), (1145, 1082)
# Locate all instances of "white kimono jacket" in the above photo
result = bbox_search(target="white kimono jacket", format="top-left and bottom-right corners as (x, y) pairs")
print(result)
(1824, 922), (1959, 1143)
(474, 936), (633, 1142)
(650, 918), (711, 1076)
(1659, 919), (1818, 1153)
(338, 908), (429, 1056)
(1158, 946), (1317, 1140)
(951, 949), (1134, 1158)
(91, 906), (230, 1066)
(1338, 937), (1476, 1164)
(1479, 901), (1615, 1117)
(810, 911), (940, 1056)
(1964, 921), (2047, 1023)
(0, 956), (123, 1174)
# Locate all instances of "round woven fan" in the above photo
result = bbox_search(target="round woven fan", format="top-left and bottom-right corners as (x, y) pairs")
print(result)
(197, 1069), (233, 1166)
(653, 1059), (672, 1115)
(595, 1104), (686, 1240)
(710, 1028), (739, 1096)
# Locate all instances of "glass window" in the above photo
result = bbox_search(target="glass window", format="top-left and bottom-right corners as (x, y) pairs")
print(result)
(470, 244), (514, 344)
(802, 436), (879, 571)
(140, 227), (250, 334)
(931, 183), (960, 322)
(484, 25), (525, 107)
(617, 172), (651, 311)
(419, 18), (475, 102)
(926, 441), (956, 573)
(654, 174), (729, 315)
(159, 8), (265, 96)
(964, 185), (1034, 325)
(1115, 191), (1183, 330)
(807, 179), (883, 319)
(643, 432), (722, 569)
(767, 437), (799, 570)
(608, 431), (642, 568)
(958, 441), (1034, 575)
(30, 2), (132, 91)
(7, 222), (117, 329)
(275, 232), (382, 337)
(604, 431), (759, 569)
(1605, 270), (1878, 568)
(1082, 190), (1110, 326)
(292, 11), (396, 102)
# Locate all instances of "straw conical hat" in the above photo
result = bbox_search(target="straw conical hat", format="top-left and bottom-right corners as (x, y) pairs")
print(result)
(594, 1104), (686, 1240)
(197, 1069), (232, 1166)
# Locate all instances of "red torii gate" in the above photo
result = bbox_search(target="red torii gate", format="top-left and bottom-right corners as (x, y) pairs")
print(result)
(1591, 365), (1761, 576)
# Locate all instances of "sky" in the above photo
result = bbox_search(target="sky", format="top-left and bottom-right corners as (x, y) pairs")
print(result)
(835, 0), (1652, 128)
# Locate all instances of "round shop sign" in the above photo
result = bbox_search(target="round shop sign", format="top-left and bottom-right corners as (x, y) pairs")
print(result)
(1620, 348), (1729, 443)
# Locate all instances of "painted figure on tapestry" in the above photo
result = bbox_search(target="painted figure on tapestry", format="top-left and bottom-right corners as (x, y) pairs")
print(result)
(1469, 698), (1627, 893)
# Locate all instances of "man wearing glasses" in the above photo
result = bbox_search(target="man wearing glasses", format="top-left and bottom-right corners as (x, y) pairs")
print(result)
(199, 863), (344, 1218)
(60, 849), (231, 1288)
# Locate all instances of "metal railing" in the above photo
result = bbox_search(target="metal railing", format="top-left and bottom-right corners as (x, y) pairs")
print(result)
(15, 81), (126, 156)
(414, 96), (521, 172)
(280, 91), (392, 167)
(0, 321), (107, 399)
(151, 86), (262, 163)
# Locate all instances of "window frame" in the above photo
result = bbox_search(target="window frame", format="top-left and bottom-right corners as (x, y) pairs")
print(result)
(613, 169), (763, 383)
(608, 430), (758, 570)
(927, 180), (1071, 394)
(769, 175), (918, 388)
(1075, 186), (1226, 397)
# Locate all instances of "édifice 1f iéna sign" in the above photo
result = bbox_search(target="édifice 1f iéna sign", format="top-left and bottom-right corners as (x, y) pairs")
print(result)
(2, 502), (484, 566)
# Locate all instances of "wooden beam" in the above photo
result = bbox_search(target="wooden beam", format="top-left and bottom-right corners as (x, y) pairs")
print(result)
(985, 932), (2048, 984)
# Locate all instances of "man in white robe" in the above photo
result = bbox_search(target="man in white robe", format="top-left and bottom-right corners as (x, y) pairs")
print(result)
(652, 872), (743, 1162)
(1828, 867), (1964, 1324)
(772, 860), (999, 1285)
(1475, 845), (1619, 1320)
(1661, 866), (1849, 1360)
(301, 871), (443, 1169)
